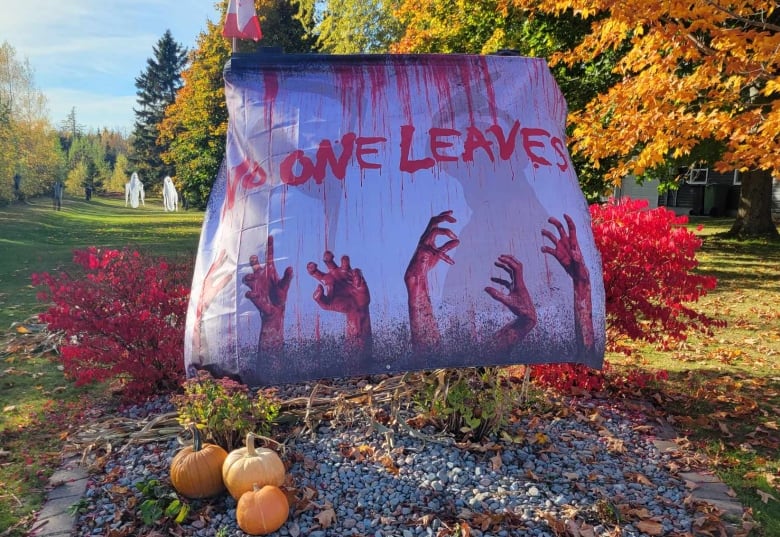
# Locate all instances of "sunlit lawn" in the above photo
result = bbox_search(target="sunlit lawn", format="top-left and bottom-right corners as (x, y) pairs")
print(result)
(0, 194), (203, 536)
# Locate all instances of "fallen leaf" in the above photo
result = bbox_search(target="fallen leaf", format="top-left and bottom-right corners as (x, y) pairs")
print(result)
(539, 512), (565, 534)
(532, 432), (549, 445)
(718, 421), (733, 437)
(625, 472), (653, 486)
(756, 489), (777, 504)
(635, 519), (664, 535)
(490, 453), (502, 471)
(314, 507), (336, 528)
(379, 455), (399, 475)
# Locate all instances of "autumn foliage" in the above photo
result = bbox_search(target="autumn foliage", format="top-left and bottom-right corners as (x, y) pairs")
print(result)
(32, 248), (191, 400)
(592, 197), (720, 349)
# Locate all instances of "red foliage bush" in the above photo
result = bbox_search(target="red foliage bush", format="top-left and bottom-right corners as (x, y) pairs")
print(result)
(531, 362), (670, 395)
(592, 197), (719, 348)
(533, 197), (720, 394)
(32, 247), (192, 401)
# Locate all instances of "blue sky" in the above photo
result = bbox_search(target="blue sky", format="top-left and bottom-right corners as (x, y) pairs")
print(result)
(0, 0), (223, 134)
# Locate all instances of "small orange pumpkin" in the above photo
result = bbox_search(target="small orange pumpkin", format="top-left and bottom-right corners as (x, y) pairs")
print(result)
(170, 423), (227, 499)
(222, 432), (286, 500)
(236, 484), (289, 535)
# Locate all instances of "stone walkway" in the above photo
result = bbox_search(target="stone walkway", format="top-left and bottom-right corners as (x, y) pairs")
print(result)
(28, 457), (87, 537)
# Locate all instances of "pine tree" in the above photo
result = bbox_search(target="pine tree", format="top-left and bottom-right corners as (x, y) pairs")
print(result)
(131, 30), (188, 193)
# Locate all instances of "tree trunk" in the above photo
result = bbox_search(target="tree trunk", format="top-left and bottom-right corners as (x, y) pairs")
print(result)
(728, 169), (779, 238)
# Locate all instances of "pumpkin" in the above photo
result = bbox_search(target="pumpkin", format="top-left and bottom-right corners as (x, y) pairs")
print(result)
(222, 432), (286, 500)
(169, 423), (227, 499)
(236, 484), (289, 535)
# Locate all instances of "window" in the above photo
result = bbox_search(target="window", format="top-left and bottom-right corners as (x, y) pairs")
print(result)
(685, 167), (709, 185)
(732, 170), (741, 186)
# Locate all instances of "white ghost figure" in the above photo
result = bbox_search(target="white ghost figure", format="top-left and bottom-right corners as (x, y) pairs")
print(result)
(125, 172), (143, 208)
(162, 176), (178, 211)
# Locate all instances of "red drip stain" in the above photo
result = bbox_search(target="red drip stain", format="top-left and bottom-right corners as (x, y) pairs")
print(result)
(457, 61), (477, 126)
(323, 185), (331, 252)
(368, 64), (388, 123)
(263, 71), (279, 131)
(394, 59), (414, 125)
(478, 56), (498, 124)
(431, 64), (455, 126)
(337, 65), (365, 128)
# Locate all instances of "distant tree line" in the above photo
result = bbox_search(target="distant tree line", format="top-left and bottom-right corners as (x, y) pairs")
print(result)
(0, 42), (135, 204)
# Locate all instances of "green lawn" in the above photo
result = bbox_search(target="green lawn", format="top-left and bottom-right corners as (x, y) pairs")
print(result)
(0, 194), (204, 329)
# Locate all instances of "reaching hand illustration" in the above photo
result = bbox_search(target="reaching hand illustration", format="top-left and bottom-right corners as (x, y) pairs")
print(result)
(243, 236), (293, 354)
(405, 210), (460, 353)
(193, 249), (232, 358)
(541, 214), (595, 357)
(307, 251), (372, 355)
(541, 215), (589, 283)
(485, 254), (538, 351)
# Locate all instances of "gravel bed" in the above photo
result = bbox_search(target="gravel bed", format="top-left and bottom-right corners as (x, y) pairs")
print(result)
(72, 382), (697, 537)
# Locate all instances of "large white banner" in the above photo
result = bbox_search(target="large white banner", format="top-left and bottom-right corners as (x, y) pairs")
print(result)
(184, 53), (605, 386)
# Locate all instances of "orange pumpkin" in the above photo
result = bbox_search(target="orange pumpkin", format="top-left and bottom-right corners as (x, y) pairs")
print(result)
(222, 433), (286, 500)
(170, 423), (227, 499)
(236, 484), (289, 535)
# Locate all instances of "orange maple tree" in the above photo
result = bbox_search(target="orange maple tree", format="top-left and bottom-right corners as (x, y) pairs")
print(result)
(516, 1), (780, 179)
(393, 0), (779, 236)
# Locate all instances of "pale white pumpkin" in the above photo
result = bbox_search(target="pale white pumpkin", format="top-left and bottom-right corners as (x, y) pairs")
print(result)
(222, 433), (286, 500)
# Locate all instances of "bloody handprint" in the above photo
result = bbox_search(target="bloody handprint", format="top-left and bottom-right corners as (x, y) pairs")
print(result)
(404, 210), (460, 354)
(484, 254), (538, 352)
(307, 251), (372, 356)
(541, 214), (595, 357)
(193, 249), (232, 359)
(243, 235), (293, 355)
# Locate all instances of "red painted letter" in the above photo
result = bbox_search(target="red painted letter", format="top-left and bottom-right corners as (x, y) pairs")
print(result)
(280, 150), (314, 186)
(429, 127), (460, 162)
(521, 128), (552, 168)
(551, 137), (569, 172)
(400, 125), (435, 173)
(314, 133), (356, 183)
(356, 136), (386, 169)
(487, 121), (521, 160)
(462, 126), (495, 162)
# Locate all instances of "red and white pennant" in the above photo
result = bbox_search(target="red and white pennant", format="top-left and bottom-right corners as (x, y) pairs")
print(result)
(222, 0), (263, 41)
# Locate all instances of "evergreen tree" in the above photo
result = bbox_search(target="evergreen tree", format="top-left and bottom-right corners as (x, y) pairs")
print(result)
(131, 30), (188, 193)
(58, 107), (84, 155)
